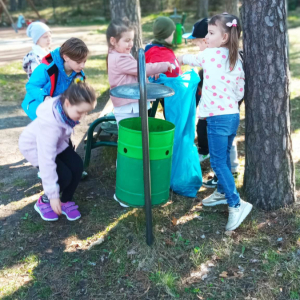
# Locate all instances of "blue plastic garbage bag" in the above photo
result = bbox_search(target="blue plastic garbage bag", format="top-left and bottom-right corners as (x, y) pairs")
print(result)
(149, 69), (202, 197)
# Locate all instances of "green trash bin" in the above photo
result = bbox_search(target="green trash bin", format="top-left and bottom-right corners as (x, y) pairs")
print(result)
(116, 117), (175, 207)
(173, 23), (183, 45)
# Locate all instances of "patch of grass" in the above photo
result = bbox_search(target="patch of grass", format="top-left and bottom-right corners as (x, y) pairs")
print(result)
(0, 194), (9, 201)
(21, 219), (44, 233)
(37, 286), (52, 299)
(0, 62), (28, 102)
(288, 8), (300, 29)
(190, 245), (209, 267)
(12, 178), (27, 188)
(150, 271), (179, 298)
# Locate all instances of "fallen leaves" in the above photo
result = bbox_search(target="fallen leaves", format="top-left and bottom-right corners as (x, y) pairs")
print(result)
(224, 230), (234, 236)
(165, 239), (175, 246)
(172, 216), (178, 226)
(219, 269), (243, 279)
(87, 237), (105, 250)
(182, 255), (219, 284)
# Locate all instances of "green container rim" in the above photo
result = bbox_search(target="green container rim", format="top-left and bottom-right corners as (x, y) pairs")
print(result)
(119, 117), (175, 134)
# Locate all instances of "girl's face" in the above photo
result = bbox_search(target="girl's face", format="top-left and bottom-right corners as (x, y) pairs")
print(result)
(37, 31), (52, 49)
(63, 55), (87, 73)
(192, 38), (207, 51)
(205, 24), (228, 48)
(64, 99), (96, 122)
(110, 30), (134, 54)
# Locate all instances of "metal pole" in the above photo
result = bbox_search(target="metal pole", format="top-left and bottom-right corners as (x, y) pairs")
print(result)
(0, 0), (18, 33)
(137, 49), (153, 246)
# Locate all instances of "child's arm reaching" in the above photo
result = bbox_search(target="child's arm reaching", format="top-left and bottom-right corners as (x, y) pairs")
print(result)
(177, 53), (203, 68)
(117, 54), (172, 77)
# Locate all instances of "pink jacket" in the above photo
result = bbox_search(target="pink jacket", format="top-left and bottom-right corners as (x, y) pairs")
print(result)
(19, 97), (72, 200)
(107, 49), (170, 107)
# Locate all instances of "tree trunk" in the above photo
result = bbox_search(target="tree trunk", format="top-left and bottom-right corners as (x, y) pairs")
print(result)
(203, 0), (208, 18)
(196, 0), (201, 18)
(9, 0), (16, 11)
(18, 0), (23, 9)
(196, 0), (209, 18)
(242, 0), (295, 210)
(110, 0), (143, 59)
(223, 0), (239, 16)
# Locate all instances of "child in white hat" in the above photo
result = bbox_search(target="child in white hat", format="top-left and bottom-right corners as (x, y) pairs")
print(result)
(23, 22), (52, 78)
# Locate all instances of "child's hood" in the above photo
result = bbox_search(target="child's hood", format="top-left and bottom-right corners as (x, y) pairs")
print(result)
(36, 97), (71, 131)
(50, 48), (65, 73)
(51, 47), (77, 79)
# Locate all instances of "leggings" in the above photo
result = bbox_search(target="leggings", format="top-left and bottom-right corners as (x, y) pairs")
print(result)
(56, 146), (83, 203)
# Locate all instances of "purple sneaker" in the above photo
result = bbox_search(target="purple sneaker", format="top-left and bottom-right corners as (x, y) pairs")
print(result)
(34, 196), (59, 221)
(61, 202), (81, 221)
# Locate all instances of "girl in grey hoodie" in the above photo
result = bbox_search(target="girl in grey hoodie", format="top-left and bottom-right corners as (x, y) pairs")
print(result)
(19, 82), (96, 222)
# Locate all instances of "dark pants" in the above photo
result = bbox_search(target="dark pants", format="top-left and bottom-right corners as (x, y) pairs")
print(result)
(197, 119), (209, 155)
(56, 146), (83, 203)
(195, 87), (209, 155)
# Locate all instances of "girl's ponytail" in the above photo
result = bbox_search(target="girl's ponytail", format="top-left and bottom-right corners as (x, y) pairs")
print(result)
(209, 14), (241, 71)
(228, 24), (239, 70)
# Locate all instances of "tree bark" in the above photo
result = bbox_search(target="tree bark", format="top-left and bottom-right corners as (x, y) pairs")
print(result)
(197, 0), (209, 18)
(109, 0), (143, 59)
(223, 0), (239, 16)
(9, 0), (16, 11)
(242, 0), (295, 210)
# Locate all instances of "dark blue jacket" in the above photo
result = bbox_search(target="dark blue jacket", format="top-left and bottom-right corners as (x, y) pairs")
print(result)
(21, 47), (85, 120)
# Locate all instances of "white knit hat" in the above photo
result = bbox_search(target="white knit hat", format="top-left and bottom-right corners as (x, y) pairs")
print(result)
(26, 21), (50, 44)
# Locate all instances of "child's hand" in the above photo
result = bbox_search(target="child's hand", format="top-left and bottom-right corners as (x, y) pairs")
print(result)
(50, 198), (62, 215)
(177, 55), (184, 65)
(167, 62), (173, 73)
(154, 73), (160, 80)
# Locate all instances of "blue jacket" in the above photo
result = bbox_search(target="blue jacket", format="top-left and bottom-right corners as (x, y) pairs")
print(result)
(21, 47), (85, 120)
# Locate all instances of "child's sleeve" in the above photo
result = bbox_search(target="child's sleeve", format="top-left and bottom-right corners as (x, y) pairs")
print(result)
(36, 120), (61, 200)
(182, 52), (203, 67)
(145, 62), (169, 76)
(25, 64), (50, 103)
(117, 54), (169, 76)
(235, 75), (245, 100)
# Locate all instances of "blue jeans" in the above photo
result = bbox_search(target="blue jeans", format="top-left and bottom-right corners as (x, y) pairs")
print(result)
(206, 114), (240, 207)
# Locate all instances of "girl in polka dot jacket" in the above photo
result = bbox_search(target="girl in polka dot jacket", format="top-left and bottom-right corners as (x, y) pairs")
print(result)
(178, 13), (252, 231)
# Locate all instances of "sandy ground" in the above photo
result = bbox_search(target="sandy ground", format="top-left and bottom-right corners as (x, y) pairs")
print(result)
(0, 25), (108, 65)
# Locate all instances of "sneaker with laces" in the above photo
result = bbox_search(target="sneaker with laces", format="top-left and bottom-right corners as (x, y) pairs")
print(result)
(226, 199), (253, 231)
(202, 175), (218, 188)
(34, 196), (59, 221)
(199, 153), (210, 163)
(202, 190), (227, 206)
(61, 202), (81, 221)
(114, 194), (129, 208)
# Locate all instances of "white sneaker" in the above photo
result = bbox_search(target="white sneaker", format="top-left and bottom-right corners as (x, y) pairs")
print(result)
(202, 190), (227, 206)
(199, 153), (210, 163)
(226, 199), (253, 231)
(113, 194), (129, 208)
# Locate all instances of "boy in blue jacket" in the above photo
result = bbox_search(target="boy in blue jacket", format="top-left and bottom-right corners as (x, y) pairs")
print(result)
(22, 37), (89, 120)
